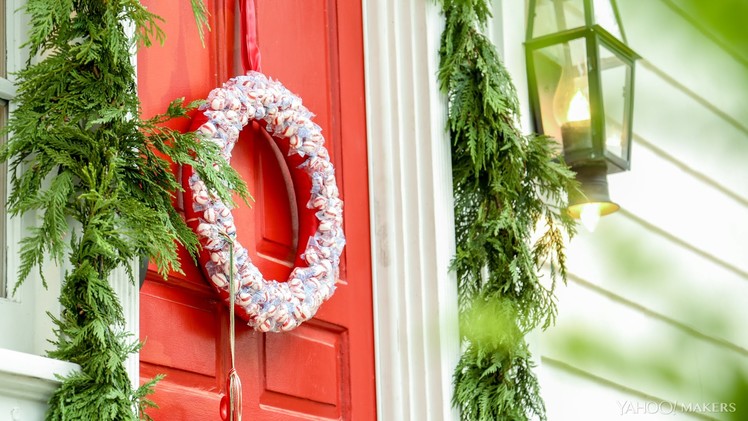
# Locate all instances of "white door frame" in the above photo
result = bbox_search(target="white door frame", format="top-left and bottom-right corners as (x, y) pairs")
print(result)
(362, 1), (460, 419)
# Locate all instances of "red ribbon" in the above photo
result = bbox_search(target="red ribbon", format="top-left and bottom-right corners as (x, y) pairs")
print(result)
(220, 5), (259, 418)
(220, 237), (242, 421)
(240, 0), (262, 72)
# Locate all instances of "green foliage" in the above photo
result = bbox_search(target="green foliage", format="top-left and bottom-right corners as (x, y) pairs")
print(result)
(1, 0), (245, 419)
(190, 0), (211, 48)
(435, 0), (578, 419)
(454, 342), (544, 421)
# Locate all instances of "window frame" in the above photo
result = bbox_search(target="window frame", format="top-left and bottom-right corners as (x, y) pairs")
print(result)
(0, 0), (44, 354)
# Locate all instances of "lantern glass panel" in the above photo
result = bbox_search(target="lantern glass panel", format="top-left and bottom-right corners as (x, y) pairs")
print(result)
(531, 37), (590, 150)
(531, 0), (586, 38)
(592, 0), (623, 40)
(599, 43), (630, 166)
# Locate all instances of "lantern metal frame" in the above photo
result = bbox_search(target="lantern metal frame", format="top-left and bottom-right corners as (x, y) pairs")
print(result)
(525, 0), (640, 174)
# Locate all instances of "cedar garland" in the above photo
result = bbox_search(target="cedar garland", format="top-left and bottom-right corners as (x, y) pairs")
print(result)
(1, 1), (247, 419)
(435, 0), (578, 419)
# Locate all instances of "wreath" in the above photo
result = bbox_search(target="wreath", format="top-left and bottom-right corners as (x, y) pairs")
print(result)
(183, 71), (345, 332)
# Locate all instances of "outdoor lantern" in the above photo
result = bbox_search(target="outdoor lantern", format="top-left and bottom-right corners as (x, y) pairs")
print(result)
(525, 0), (639, 230)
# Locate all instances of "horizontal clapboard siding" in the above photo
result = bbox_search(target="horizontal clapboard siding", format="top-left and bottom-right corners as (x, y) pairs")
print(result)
(495, 0), (748, 420)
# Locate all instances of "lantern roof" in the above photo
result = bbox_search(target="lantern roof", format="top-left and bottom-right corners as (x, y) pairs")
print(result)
(527, 0), (628, 44)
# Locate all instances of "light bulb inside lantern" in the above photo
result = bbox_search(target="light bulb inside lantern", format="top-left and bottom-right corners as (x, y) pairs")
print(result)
(579, 203), (602, 232)
(567, 90), (590, 122)
(551, 57), (590, 126)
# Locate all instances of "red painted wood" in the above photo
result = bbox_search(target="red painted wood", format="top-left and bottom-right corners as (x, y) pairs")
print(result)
(138, 0), (375, 419)
(232, 124), (297, 278)
(264, 322), (345, 405)
(140, 282), (218, 377)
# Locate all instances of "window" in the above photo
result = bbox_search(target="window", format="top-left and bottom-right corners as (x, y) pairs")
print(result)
(0, 0), (136, 364)
(0, 0), (57, 355)
(0, 99), (6, 299)
(1, 0), (9, 299)
(0, 0), (5, 78)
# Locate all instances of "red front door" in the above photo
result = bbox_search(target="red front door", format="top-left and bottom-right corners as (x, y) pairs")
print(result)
(137, 1), (375, 419)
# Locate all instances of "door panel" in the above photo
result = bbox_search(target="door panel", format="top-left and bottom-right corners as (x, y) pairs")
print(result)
(233, 320), (351, 420)
(255, 0), (342, 165)
(232, 125), (297, 281)
(138, 0), (375, 419)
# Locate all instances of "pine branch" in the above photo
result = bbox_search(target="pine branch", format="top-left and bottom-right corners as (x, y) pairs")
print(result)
(189, 0), (211, 48)
(435, 0), (578, 419)
(1, 0), (244, 419)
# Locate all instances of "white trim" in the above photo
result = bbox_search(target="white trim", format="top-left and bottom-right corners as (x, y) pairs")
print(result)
(112, 263), (140, 390)
(362, 1), (460, 420)
(0, 79), (15, 99)
(496, 0), (532, 128)
(0, 349), (79, 398)
(118, 17), (140, 391)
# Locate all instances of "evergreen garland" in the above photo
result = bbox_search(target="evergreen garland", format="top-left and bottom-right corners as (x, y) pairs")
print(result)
(1, 1), (247, 419)
(436, 0), (578, 419)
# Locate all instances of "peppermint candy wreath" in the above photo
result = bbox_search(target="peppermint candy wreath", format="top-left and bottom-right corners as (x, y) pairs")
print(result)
(183, 71), (345, 332)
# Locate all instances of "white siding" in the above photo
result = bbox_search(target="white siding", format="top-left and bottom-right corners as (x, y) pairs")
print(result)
(499, 1), (748, 420)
